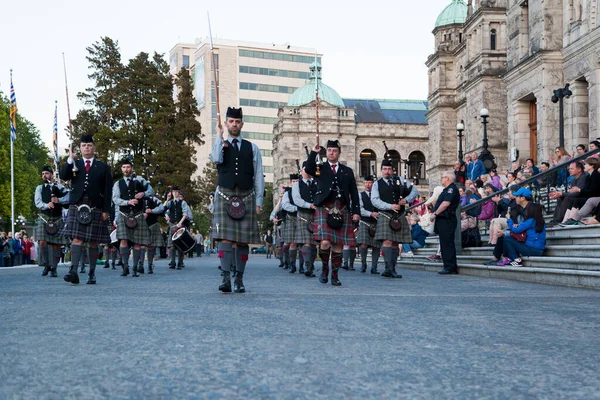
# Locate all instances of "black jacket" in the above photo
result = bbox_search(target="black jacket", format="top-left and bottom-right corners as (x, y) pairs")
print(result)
(305, 150), (360, 215)
(60, 158), (113, 212)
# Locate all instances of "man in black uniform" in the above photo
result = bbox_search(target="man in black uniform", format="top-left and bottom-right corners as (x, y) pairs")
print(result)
(357, 175), (381, 274)
(60, 135), (113, 285)
(430, 171), (461, 275)
(291, 161), (318, 277)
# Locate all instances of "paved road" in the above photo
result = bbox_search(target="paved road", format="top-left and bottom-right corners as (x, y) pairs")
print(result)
(1, 255), (600, 399)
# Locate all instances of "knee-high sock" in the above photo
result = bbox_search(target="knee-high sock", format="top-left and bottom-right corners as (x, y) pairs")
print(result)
(342, 249), (350, 265)
(331, 251), (343, 270)
(132, 248), (141, 270)
(218, 242), (233, 272)
(40, 245), (49, 267)
(283, 244), (290, 266)
(392, 247), (399, 268)
(372, 247), (380, 268)
(319, 248), (330, 270)
(289, 249), (297, 268)
(139, 248), (146, 268)
(382, 247), (393, 270)
(111, 249), (117, 264)
(235, 245), (250, 274)
(360, 247), (368, 265)
(178, 249), (184, 265)
(88, 247), (99, 276)
(51, 247), (60, 271)
(298, 250), (304, 268)
(301, 245), (313, 267)
(350, 249), (356, 266)
(120, 246), (130, 268)
(170, 248), (177, 265)
(69, 245), (83, 274)
(147, 248), (155, 267)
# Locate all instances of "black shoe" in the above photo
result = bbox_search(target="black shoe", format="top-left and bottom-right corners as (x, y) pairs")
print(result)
(111, 263), (116, 270)
(132, 268), (140, 277)
(116, 260), (123, 266)
(219, 273), (232, 293)
(41, 266), (50, 276)
(79, 266), (86, 273)
(176, 265), (183, 270)
(349, 265), (355, 271)
(233, 275), (246, 293)
(278, 263), (284, 268)
(390, 268), (402, 279)
(331, 278), (342, 286)
(381, 267), (393, 278)
(341, 263), (349, 270)
(121, 267), (130, 277)
(360, 264), (367, 273)
(560, 218), (579, 226)
(283, 263), (289, 270)
(169, 265), (176, 269)
(319, 273), (328, 284)
(299, 266), (305, 274)
(289, 266), (296, 274)
(438, 269), (458, 275)
(137, 266), (144, 274)
(103, 263), (110, 268)
(148, 267), (154, 274)
(64, 272), (80, 284)
(50, 269), (58, 278)
(86, 275), (96, 284)
(371, 268), (380, 275)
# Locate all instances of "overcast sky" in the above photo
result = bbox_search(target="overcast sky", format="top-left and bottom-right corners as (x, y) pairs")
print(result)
(1, 0), (452, 152)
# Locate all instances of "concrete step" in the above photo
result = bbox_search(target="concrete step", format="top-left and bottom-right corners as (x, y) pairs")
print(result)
(459, 245), (599, 258)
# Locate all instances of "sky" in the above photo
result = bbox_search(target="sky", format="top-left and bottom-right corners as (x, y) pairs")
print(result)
(1, 0), (452, 154)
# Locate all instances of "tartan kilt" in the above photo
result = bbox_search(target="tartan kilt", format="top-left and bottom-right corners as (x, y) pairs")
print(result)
(375, 212), (412, 243)
(313, 201), (356, 247)
(167, 223), (179, 247)
(60, 205), (110, 244)
(36, 217), (69, 245)
(275, 222), (285, 244)
(116, 213), (151, 246)
(282, 214), (297, 243)
(212, 187), (261, 244)
(147, 222), (165, 248)
(295, 209), (316, 245)
(357, 220), (378, 248)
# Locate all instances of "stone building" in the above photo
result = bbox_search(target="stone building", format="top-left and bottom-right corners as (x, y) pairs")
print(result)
(272, 63), (429, 195)
(427, 0), (600, 184)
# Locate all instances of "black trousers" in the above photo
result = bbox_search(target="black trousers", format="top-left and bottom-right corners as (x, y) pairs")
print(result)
(435, 217), (458, 272)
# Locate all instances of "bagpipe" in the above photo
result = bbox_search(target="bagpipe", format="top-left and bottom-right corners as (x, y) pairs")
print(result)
(382, 140), (412, 231)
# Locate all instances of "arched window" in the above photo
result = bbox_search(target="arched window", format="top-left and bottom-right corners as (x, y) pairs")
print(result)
(490, 29), (497, 50)
(359, 149), (377, 178)
(385, 150), (402, 177)
(408, 151), (426, 184)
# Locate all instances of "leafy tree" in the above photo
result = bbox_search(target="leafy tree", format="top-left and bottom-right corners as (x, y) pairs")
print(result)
(258, 183), (274, 236)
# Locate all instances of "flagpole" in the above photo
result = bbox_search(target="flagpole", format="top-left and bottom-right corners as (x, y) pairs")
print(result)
(9, 69), (16, 237)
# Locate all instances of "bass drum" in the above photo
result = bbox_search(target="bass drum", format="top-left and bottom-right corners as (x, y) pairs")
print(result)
(172, 228), (195, 253)
(110, 229), (133, 251)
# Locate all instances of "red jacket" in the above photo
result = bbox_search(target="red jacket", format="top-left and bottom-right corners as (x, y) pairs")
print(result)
(22, 241), (33, 256)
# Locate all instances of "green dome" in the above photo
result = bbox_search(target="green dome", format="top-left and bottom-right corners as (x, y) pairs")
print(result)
(435, 0), (468, 28)
(287, 62), (345, 108)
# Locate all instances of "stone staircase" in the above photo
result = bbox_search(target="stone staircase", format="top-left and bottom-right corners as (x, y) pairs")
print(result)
(395, 223), (600, 289)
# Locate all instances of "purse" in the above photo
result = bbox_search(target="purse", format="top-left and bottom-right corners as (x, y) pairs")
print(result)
(510, 231), (527, 243)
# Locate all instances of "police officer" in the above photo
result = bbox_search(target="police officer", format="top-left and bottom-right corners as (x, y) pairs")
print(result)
(430, 171), (461, 274)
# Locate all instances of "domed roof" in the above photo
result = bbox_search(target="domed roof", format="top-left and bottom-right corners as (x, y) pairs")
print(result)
(287, 62), (345, 109)
(435, 0), (468, 28)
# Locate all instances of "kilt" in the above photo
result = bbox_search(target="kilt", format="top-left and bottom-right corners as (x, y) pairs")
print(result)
(211, 187), (261, 244)
(35, 216), (69, 245)
(282, 214), (297, 243)
(60, 205), (110, 244)
(295, 209), (316, 244)
(115, 212), (150, 246)
(276, 223), (285, 245)
(357, 220), (378, 248)
(167, 223), (179, 247)
(313, 200), (356, 247)
(374, 211), (412, 243)
(147, 222), (165, 248)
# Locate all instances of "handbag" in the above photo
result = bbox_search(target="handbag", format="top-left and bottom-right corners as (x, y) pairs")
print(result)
(510, 231), (527, 243)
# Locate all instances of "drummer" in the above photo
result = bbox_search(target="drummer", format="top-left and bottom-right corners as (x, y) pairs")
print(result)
(112, 157), (154, 277)
(164, 186), (193, 270)
(138, 194), (165, 274)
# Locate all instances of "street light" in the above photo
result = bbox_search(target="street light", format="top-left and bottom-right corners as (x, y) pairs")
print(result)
(479, 108), (496, 171)
(456, 121), (465, 162)
(551, 83), (572, 148)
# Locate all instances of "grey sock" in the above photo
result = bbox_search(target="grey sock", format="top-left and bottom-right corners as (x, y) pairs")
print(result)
(360, 247), (368, 265)
(111, 250), (117, 264)
(342, 249), (350, 265)
(383, 247), (393, 271)
(147, 248), (155, 267)
(372, 248), (380, 268)
(132, 248), (141, 269)
(88, 247), (99, 276)
(298, 250), (304, 268)
(178, 250), (184, 265)
(290, 249), (297, 269)
(120, 246), (130, 268)
(235, 245), (250, 274)
(139, 248), (146, 268)
(69, 245), (82, 274)
(392, 247), (399, 268)
(302, 245), (313, 267)
(350, 249), (356, 266)
(170, 248), (176, 264)
(50, 247), (60, 271)
(218, 242), (233, 272)
(283, 244), (290, 266)
(40, 245), (49, 267)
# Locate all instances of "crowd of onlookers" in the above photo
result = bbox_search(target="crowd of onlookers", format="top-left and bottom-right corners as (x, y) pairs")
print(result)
(1, 231), (37, 268)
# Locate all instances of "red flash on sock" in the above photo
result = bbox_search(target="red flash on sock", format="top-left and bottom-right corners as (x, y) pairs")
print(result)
(241, 254), (249, 262)
(218, 251), (224, 258)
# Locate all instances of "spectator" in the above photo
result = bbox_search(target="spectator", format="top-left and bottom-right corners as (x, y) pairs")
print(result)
(465, 154), (473, 181)
(561, 157), (600, 225)
(511, 161), (522, 176)
(483, 204), (523, 265)
(549, 162), (589, 224)
(30, 236), (38, 265)
(488, 191), (520, 245)
(459, 186), (468, 206)
(478, 184), (499, 222)
(506, 172), (517, 187)
(0, 232), (8, 268)
(525, 159), (540, 176)
(497, 192), (547, 267)
(401, 214), (429, 256)
(12, 233), (23, 266)
(538, 162), (557, 188)
(454, 161), (466, 187)
(590, 140), (600, 159)
(574, 144), (587, 158)
(204, 236), (211, 256)
(470, 152), (485, 181)
(474, 179), (485, 197)
(551, 147), (572, 187)
(195, 232), (204, 258)
(465, 179), (474, 191)
(22, 235), (33, 265)
(489, 169), (503, 190)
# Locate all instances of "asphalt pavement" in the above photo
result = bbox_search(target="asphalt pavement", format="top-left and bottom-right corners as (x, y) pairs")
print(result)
(1, 255), (600, 399)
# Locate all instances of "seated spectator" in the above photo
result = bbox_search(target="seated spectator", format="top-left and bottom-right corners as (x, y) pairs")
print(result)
(488, 189), (519, 245)
(474, 179), (485, 197)
(489, 169), (503, 190)
(551, 147), (572, 187)
(483, 204), (523, 264)
(537, 162), (557, 188)
(561, 157), (600, 225)
(506, 172), (517, 187)
(459, 186), (468, 206)
(525, 158), (540, 176)
(590, 140), (600, 159)
(454, 161), (466, 187)
(549, 162), (589, 224)
(574, 144), (587, 158)
(511, 161), (522, 176)
(493, 189), (546, 267)
(470, 152), (485, 181)
(465, 154), (473, 181)
(478, 184), (499, 222)
(401, 214), (429, 256)
(465, 179), (474, 191)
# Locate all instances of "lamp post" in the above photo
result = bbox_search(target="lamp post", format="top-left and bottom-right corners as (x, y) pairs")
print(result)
(456, 121), (465, 162)
(479, 108), (496, 171)
(551, 83), (572, 149)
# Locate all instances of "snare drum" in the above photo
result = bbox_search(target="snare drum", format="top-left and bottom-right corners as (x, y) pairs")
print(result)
(110, 229), (133, 251)
(172, 228), (195, 253)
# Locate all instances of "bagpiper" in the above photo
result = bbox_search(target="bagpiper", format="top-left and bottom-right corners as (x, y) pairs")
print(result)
(292, 161), (318, 277)
(269, 191), (286, 268)
(357, 175), (381, 274)
(35, 166), (70, 277)
(305, 140), (360, 286)
(209, 107), (264, 293)
(281, 174), (300, 273)
(138, 194), (165, 274)
(371, 159), (419, 278)
(164, 186), (193, 270)
(60, 135), (113, 285)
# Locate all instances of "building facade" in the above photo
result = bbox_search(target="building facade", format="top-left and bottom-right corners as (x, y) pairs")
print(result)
(169, 39), (321, 183)
(427, 0), (600, 185)
(273, 63), (429, 196)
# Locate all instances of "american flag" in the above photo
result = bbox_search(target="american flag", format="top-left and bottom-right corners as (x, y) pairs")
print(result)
(53, 102), (58, 170)
(9, 71), (17, 142)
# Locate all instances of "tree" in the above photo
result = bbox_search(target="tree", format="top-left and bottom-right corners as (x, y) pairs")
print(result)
(258, 183), (274, 235)
(0, 93), (50, 228)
